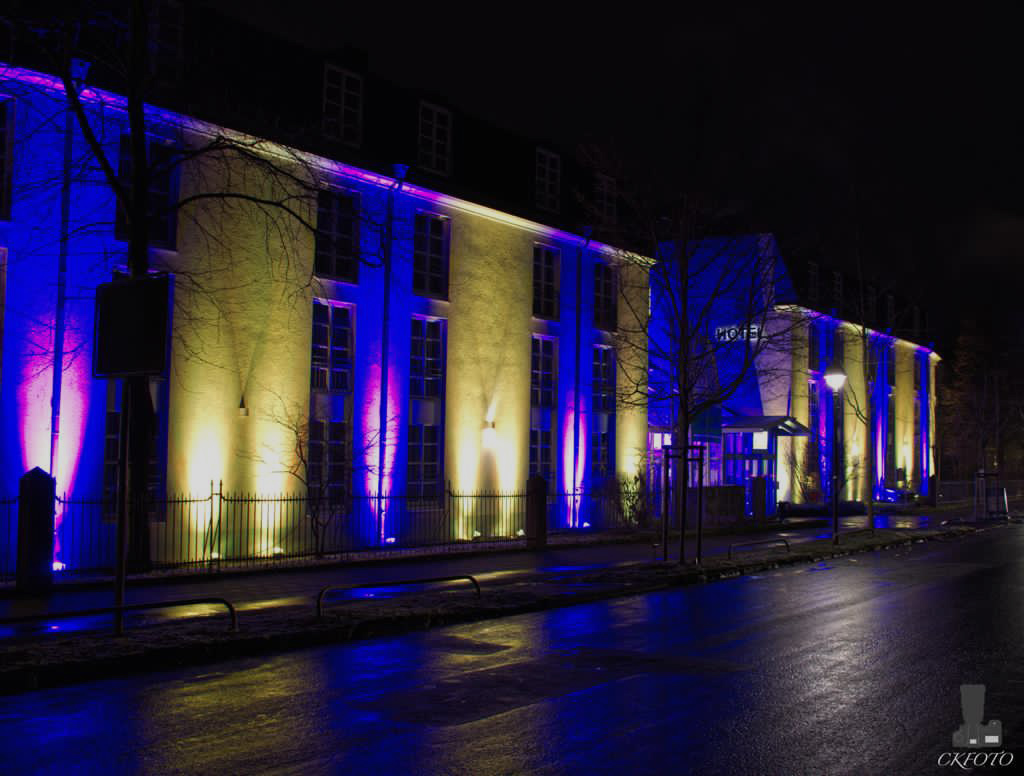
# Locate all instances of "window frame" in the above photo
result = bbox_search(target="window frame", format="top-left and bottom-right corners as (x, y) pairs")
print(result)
(311, 300), (354, 393)
(315, 187), (360, 283)
(531, 335), (557, 409)
(322, 64), (364, 146)
(594, 172), (617, 225)
(594, 261), (618, 332)
(532, 244), (560, 320)
(417, 101), (452, 176)
(307, 417), (350, 508)
(592, 344), (615, 414)
(412, 211), (450, 299)
(535, 147), (561, 213)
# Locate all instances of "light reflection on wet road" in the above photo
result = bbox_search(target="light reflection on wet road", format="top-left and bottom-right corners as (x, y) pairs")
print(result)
(2, 525), (1022, 775)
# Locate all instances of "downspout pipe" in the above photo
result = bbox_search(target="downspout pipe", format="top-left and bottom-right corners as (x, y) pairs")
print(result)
(375, 163), (407, 542)
(571, 227), (592, 527)
(50, 59), (90, 483)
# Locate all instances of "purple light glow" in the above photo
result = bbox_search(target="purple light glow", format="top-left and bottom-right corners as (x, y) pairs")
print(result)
(561, 398), (586, 527)
(362, 363), (400, 542)
(16, 330), (90, 566)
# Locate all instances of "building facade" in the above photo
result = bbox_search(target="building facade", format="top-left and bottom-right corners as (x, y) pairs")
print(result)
(0, 59), (648, 566)
(647, 235), (939, 516)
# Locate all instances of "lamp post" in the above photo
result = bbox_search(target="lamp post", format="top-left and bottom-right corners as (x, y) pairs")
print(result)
(824, 363), (847, 545)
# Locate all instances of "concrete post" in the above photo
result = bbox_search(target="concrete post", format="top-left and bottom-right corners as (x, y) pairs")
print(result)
(16, 467), (56, 591)
(526, 475), (548, 550)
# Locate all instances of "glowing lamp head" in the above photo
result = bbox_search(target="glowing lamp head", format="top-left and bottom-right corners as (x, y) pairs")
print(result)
(824, 363), (847, 393)
(482, 421), (497, 450)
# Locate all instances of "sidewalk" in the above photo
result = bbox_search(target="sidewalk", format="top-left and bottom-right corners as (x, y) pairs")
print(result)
(0, 519), (990, 695)
(0, 511), (963, 638)
(0, 513), (935, 623)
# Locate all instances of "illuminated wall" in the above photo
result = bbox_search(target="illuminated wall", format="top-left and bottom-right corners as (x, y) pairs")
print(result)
(646, 232), (940, 512)
(0, 61), (653, 561)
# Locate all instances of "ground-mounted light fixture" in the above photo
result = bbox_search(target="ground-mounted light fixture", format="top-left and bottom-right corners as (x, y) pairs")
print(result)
(824, 362), (847, 545)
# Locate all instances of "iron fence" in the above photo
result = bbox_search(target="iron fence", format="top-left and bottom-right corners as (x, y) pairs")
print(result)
(938, 479), (1024, 504)
(1, 496), (15, 582)
(25, 483), (646, 577)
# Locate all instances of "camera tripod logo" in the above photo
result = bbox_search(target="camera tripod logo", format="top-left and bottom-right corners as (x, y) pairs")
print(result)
(953, 684), (1003, 749)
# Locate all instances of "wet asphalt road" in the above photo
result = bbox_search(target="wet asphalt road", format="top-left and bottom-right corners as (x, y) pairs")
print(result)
(2, 524), (1021, 775)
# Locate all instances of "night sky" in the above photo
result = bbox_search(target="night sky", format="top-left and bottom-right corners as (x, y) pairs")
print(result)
(215, 2), (1024, 354)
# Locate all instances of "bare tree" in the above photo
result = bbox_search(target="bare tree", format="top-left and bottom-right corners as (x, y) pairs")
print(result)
(0, 2), (404, 572)
(607, 180), (805, 559)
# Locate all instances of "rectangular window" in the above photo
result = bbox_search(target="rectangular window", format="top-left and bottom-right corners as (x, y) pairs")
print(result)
(413, 212), (449, 298)
(592, 345), (615, 413)
(0, 101), (10, 220)
(148, 0), (184, 86)
(407, 424), (442, 500)
(409, 317), (445, 500)
(832, 327), (843, 368)
(531, 336), (556, 408)
(590, 428), (612, 479)
(410, 317), (444, 399)
(535, 148), (561, 212)
(308, 419), (349, 506)
(807, 380), (820, 485)
(529, 428), (555, 483)
(532, 245), (559, 319)
(115, 136), (179, 249)
(887, 344), (896, 387)
(323, 64), (363, 146)
(594, 262), (617, 331)
(418, 102), (451, 175)
(807, 321), (819, 372)
(311, 301), (353, 392)
(315, 189), (359, 282)
(595, 173), (617, 225)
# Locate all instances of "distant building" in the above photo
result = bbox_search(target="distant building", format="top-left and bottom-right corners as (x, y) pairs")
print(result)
(647, 236), (939, 515)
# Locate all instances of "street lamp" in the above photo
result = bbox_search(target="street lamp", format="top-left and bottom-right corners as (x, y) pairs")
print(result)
(824, 363), (847, 545)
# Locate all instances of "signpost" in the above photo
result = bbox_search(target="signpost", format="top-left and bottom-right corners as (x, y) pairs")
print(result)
(93, 274), (171, 633)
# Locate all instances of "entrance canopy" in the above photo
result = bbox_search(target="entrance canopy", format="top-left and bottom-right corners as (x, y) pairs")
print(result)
(721, 415), (811, 437)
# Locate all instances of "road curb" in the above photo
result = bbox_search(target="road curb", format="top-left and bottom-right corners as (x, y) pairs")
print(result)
(0, 525), (984, 695)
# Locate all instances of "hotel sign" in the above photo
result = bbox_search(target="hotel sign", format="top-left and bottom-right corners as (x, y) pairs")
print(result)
(715, 324), (763, 343)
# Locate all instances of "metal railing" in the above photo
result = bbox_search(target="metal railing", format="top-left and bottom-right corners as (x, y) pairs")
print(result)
(728, 537), (791, 560)
(938, 479), (1024, 504)
(317, 574), (481, 617)
(0, 596), (238, 633)
(20, 483), (643, 577)
(0, 496), (16, 582)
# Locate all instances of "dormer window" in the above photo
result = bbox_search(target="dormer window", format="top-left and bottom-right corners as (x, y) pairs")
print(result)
(418, 102), (452, 175)
(595, 173), (617, 225)
(535, 148), (560, 212)
(323, 65), (363, 146)
(148, 0), (184, 87)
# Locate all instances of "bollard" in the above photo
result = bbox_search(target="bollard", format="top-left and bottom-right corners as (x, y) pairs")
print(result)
(16, 467), (56, 592)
